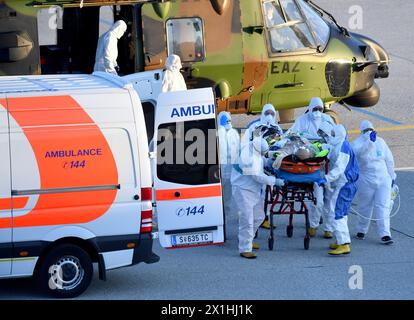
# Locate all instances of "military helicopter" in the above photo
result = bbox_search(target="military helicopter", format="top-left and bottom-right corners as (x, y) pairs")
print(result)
(0, 0), (389, 122)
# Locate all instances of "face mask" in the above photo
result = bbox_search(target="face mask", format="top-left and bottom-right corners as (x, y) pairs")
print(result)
(224, 123), (232, 131)
(363, 131), (372, 140)
(312, 111), (322, 120)
(265, 114), (275, 125)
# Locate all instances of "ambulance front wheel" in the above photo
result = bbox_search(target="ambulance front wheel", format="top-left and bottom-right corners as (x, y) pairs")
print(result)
(37, 244), (93, 298)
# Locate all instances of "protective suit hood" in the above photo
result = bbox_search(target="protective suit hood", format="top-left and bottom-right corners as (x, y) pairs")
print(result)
(253, 137), (269, 156)
(330, 124), (347, 146)
(360, 120), (374, 132)
(260, 104), (278, 126)
(166, 54), (183, 72)
(308, 97), (324, 113)
(218, 111), (232, 130)
(111, 20), (127, 39)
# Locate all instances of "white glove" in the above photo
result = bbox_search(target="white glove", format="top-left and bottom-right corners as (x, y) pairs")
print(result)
(266, 175), (276, 186)
(275, 178), (285, 187)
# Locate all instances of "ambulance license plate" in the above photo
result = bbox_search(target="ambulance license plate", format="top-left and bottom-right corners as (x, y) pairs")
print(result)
(171, 232), (213, 247)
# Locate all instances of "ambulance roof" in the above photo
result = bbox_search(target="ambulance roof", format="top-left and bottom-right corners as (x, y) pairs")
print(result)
(0, 72), (130, 95)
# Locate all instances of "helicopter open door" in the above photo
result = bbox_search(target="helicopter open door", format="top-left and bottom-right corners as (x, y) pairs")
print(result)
(154, 88), (225, 249)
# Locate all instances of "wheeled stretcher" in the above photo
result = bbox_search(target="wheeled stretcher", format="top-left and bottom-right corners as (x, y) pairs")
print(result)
(264, 156), (327, 250)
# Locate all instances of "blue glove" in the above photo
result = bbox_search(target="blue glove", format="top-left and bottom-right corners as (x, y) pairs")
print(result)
(318, 178), (327, 187)
(392, 179), (395, 187)
(370, 130), (377, 142)
(115, 65), (120, 73)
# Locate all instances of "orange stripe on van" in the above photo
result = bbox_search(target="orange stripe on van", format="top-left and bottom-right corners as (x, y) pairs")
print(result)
(0, 197), (29, 211)
(156, 185), (222, 201)
(0, 96), (118, 229)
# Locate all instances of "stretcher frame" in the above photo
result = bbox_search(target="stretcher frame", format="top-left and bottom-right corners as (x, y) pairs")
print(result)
(264, 182), (316, 251)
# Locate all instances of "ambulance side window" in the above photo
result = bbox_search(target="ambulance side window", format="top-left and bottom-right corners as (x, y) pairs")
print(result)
(142, 101), (155, 144)
(166, 17), (205, 62)
(156, 119), (219, 185)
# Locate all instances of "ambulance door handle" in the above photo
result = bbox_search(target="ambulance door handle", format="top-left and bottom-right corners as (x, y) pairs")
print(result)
(174, 191), (181, 198)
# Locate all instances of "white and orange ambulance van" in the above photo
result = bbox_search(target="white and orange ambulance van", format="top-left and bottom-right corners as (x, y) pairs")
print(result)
(0, 72), (224, 298)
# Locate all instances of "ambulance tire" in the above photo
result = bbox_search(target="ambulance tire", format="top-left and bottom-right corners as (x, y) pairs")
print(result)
(37, 244), (93, 298)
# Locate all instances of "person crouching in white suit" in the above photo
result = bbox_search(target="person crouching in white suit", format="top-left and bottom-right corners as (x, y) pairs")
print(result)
(161, 54), (187, 93)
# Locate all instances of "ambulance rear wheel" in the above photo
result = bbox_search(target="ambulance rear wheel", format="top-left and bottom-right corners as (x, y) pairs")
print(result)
(37, 244), (93, 298)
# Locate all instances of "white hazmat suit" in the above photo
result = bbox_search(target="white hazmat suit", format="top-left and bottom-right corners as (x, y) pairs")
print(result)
(94, 20), (127, 75)
(320, 123), (359, 249)
(289, 97), (335, 140)
(352, 120), (396, 240)
(231, 137), (283, 254)
(289, 97), (335, 235)
(218, 112), (240, 218)
(161, 54), (187, 93)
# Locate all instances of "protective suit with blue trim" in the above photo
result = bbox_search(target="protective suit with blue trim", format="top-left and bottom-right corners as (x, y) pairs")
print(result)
(218, 112), (240, 219)
(94, 20), (127, 75)
(319, 123), (359, 255)
(352, 120), (396, 244)
(289, 97), (335, 238)
(231, 136), (284, 259)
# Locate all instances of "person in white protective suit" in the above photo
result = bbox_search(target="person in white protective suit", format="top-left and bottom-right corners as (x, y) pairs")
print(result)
(244, 104), (283, 145)
(318, 123), (359, 255)
(243, 103), (283, 230)
(161, 54), (187, 93)
(231, 136), (284, 259)
(289, 97), (335, 239)
(217, 111), (240, 219)
(352, 120), (396, 245)
(94, 20), (128, 75)
(289, 97), (335, 140)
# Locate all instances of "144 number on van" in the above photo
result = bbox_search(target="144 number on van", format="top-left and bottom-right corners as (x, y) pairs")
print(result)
(176, 205), (205, 217)
(63, 160), (86, 169)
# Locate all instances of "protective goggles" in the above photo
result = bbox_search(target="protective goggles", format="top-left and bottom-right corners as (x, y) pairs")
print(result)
(361, 128), (374, 134)
(264, 110), (276, 117)
(312, 106), (324, 112)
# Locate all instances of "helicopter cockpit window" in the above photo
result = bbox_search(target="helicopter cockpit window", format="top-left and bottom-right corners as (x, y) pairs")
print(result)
(297, 0), (330, 48)
(262, 0), (317, 54)
(166, 18), (205, 63)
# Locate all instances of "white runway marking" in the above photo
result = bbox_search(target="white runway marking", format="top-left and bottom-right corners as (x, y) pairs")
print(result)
(395, 167), (414, 171)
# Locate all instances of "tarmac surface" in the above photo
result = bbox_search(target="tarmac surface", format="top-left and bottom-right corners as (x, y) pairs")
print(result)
(1, 0), (413, 300)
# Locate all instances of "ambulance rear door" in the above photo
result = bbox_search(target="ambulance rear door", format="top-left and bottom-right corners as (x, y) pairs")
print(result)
(154, 88), (224, 249)
(0, 95), (12, 276)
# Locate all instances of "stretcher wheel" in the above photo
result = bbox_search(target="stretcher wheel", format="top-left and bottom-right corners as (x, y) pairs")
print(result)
(268, 237), (274, 251)
(286, 225), (293, 238)
(304, 236), (310, 250)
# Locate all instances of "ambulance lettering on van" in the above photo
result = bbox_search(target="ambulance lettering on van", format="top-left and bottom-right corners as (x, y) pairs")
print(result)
(0, 73), (225, 298)
(170, 104), (215, 118)
(45, 148), (103, 158)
